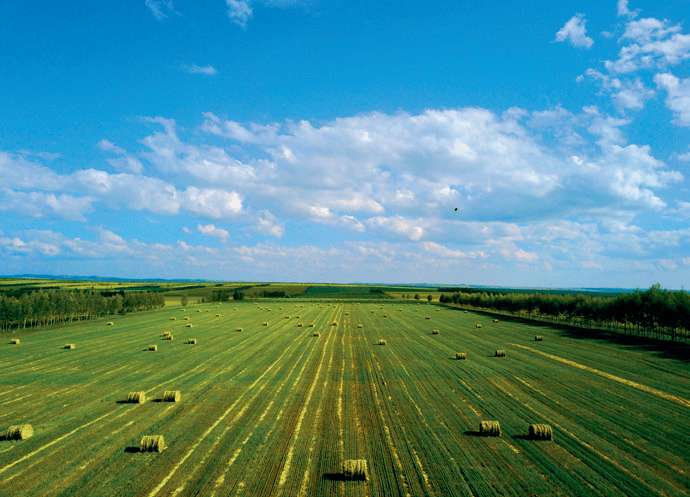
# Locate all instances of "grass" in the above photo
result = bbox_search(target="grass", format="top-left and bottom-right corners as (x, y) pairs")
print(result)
(0, 299), (687, 496)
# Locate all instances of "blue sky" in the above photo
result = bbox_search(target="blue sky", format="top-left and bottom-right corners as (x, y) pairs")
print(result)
(1, 0), (689, 287)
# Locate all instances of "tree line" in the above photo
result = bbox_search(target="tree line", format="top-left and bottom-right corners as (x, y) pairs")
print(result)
(439, 284), (690, 341)
(0, 289), (165, 331)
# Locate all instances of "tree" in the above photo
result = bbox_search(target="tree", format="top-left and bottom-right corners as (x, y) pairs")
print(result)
(180, 293), (188, 307)
(233, 291), (244, 301)
(427, 294), (433, 302)
(414, 294), (420, 300)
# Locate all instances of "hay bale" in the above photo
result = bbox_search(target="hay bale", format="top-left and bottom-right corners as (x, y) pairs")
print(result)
(341, 459), (368, 481)
(425, 316), (430, 319)
(398, 309), (403, 312)
(233, 308), (237, 311)
(197, 310), (201, 313)
(383, 314), (388, 318)
(186, 323), (193, 328)
(205, 309), (209, 312)
(309, 323), (314, 327)
(107, 322), (114, 326)
(464, 310), (468, 313)
(6, 425), (33, 440)
(127, 391), (146, 404)
(456, 352), (466, 360)
(148, 345), (157, 351)
(332, 322), (338, 326)
(295, 315), (301, 318)
(187, 339), (197, 344)
(436, 309), (440, 311)
(184, 317), (190, 321)
(181, 309), (185, 312)
(165, 334), (174, 340)
(285, 316), (290, 319)
(297, 323), (303, 327)
(171, 317), (177, 321)
(535, 336), (543, 341)
(357, 324), (363, 328)
(479, 420), (501, 437)
(215, 314), (221, 317)
(371, 310), (375, 313)
(236, 327), (243, 332)
(493, 319), (499, 323)
(64, 344), (75, 349)
(345, 312), (350, 315)
(432, 329), (439, 335)
(495, 350), (506, 357)
(313, 332), (320, 337)
(279, 307), (283, 310)
(529, 424), (553, 440)
(163, 390), (181, 402)
(378, 339), (386, 345)
(10, 339), (20, 345)
(415, 309), (419, 312)
(263, 322), (268, 326)
(139, 435), (165, 452)
(476, 324), (482, 328)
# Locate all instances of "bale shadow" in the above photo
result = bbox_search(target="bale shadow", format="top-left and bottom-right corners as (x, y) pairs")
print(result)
(322, 473), (346, 481)
(124, 446), (140, 453)
(115, 400), (130, 404)
(464, 430), (483, 437)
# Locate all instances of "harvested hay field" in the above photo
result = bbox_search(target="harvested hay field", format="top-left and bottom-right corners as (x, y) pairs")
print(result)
(0, 300), (687, 497)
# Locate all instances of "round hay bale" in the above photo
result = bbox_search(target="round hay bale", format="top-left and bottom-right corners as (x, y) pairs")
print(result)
(535, 336), (543, 341)
(10, 339), (20, 345)
(127, 391), (146, 404)
(371, 310), (375, 313)
(495, 350), (506, 357)
(163, 390), (181, 402)
(186, 323), (193, 328)
(205, 309), (210, 312)
(295, 315), (301, 318)
(332, 322), (338, 326)
(341, 459), (368, 481)
(456, 352), (467, 360)
(285, 316), (290, 319)
(432, 329), (439, 335)
(263, 322), (269, 326)
(345, 312), (350, 315)
(357, 324), (363, 328)
(425, 316), (431, 319)
(493, 319), (499, 323)
(183, 317), (189, 321)
(297, 323), (303, 327)
(529, 423), (553, 440)
(378, 339), (386, 345)
(216, 305), (219, 308)
(64, 344), (75, 349)
(415, 309), (419, 312)
(233, 308), (237, 311)
(476, 324), (482, 328)
(464, 310), (468, 313)
(383, 314), (388, 318)
(236, 327), (243, 332)
(148, 345), (157, 351)
(308, 323), (314, 327)
(139, 435), (165, 452)
(215, 314), (221, 317)
(436, 308), (440, 311)
(197, 310), (201, 313)
(398, 309), (403, 312)
(171, 317), (177, 321)
(187, 338), (197, 344)
(166, 334), (174, 340)
(479, 420), (501, 437)
(313, 331), (320, 337)
(6, 425), (33, 440)
(107, 322), (114, 326)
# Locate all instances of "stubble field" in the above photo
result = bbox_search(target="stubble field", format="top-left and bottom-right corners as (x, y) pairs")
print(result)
(1, 300), (688, 496)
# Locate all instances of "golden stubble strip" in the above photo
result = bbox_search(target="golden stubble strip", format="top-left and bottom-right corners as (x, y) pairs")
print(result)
(509, 343), (690, 408)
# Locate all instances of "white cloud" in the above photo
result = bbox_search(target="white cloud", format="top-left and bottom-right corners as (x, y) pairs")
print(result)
(145, 0), (179, 21)
(500, 245), (539, 262)
(255, 210), (285, 238)
(654, 73), (690, 126)
(98, 139), (126, 155)
(582, 261), (603, 269)
(617, 0), (637, 19)
(197, 224), (230, 240)
(183, 64), (218, 75)
(226, 0), (252, 27)
(673, 201), (690, 219)
(0, 190), (95, 222)
(555, 14), (594, 49)
(582, 70), (655, 110)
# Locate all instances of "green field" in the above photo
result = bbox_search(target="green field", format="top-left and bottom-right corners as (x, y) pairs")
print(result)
(1, 300), (688, 496)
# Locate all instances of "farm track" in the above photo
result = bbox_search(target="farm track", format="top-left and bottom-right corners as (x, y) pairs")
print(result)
(1, 302), (688, 496)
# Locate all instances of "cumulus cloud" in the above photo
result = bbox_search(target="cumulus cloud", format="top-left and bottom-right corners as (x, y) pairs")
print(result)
(183, 64), (217, 75)
(145, 0), (179, 21)
(581, 70), (655, 110)
(226, 0), (252, 27)
(617, 0), (637, 19)
(0, 190), (95, 222)
(197, 224), (230, 240)
(654, 73), (690, 126)
(555, 14), (594, 49)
